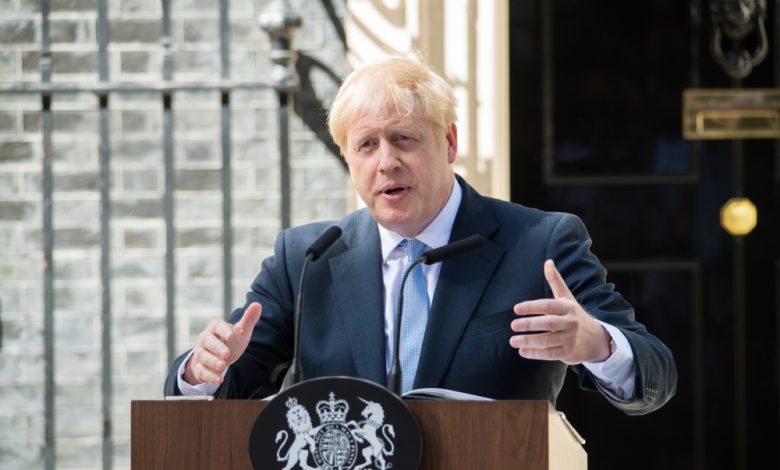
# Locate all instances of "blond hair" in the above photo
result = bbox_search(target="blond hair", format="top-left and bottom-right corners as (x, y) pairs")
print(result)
(327, 56), (457, 152)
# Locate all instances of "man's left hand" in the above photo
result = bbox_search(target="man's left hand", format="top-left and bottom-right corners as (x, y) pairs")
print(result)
(509, 259), (612, 365)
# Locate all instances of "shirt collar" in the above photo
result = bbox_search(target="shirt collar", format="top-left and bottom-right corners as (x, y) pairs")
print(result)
(378, 176), (462, 262)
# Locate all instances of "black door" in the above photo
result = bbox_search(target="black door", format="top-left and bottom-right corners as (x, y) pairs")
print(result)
(510, 1), (780, 469)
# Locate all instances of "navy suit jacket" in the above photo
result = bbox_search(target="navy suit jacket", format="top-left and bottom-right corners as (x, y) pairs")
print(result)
(165, 176), (676, 415)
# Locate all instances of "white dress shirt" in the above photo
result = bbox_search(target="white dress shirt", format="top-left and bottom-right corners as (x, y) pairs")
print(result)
(378, 177), (463, 374)
(179, 176), (635, 400)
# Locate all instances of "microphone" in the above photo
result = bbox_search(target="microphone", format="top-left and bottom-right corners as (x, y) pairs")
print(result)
(305, 225), (342, 260)
(282, 225), (342, 390)
(421, 234), (484, 265)
(388, 234), (484, 396)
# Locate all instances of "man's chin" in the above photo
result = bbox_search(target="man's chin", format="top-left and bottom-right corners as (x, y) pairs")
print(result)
(375, 216), (427, 239)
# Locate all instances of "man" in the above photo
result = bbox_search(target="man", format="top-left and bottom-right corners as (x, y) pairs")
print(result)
(165, 56), (676, 415)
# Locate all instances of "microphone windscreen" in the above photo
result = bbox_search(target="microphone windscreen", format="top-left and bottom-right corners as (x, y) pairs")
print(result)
(423, 234), (484, 264)
(305, 226), (342, 260)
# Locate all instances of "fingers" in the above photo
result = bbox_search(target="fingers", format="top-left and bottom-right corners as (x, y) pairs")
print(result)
(201, 328), (230, 360)
(511, 314), (557, 333)
(509, 329), (579, 363)
(189, 325), (231, 385)
(200, 302), (261, 357)
(185, 303), (263, 386)
(514, 299), (573, 317)
(236, 302), (262, 335)
(192, 365), (223, 385)
(190, 346), (227, 385)
(513, 262), (576, 316)
(507, 261), (600, 365)
(510, 330), (564, 350)
(514, 344), (566, 361)
(195, 346), (226, 372)
(207, 319), (234, 348)
(191, 318), (236, 383)
(544, 259), (574, 300)
(509, 330), (568, 358)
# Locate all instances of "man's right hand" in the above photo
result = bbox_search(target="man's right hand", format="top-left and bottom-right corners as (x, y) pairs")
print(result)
(182, 302), (262, 385)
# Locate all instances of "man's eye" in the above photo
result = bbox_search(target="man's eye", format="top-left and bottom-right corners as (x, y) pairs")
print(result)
(397, 135), (409, 141)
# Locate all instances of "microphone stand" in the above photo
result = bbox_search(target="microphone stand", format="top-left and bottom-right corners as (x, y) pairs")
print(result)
(284, 252), (313, 388)
(388, 256), (426, 396)
(281, 225), (342, 391)
(387, 235), (484, 397)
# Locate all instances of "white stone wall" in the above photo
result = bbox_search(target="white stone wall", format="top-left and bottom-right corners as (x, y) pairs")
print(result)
(0, 0), (349, 468)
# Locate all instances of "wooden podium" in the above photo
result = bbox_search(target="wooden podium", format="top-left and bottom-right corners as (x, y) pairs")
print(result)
(131, 399), (586, 469)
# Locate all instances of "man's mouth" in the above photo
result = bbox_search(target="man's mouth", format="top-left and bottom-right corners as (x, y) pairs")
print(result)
(384, 187), (405, 195)
(380, 185), (409, 200)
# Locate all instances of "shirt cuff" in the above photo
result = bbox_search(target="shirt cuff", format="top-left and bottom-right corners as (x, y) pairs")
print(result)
(176, 350), (223, 396)
(582, 322), (636, 401)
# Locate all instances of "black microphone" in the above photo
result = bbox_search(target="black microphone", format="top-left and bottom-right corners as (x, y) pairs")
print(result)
(283, 225), (342, 390)
(305, 225), (342, 260)
(388, 234), (484, 396)
(421, 234), (484, 265)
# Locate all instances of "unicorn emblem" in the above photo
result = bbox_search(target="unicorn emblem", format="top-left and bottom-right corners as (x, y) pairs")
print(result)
(350, 398), (396, 470)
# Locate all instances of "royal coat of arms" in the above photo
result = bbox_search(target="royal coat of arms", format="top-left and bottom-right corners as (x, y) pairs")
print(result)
(275, 392), (396, 470)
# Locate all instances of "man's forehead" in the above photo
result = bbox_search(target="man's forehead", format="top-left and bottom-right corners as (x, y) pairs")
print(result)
(351, 112), (412, 128)
(357, 102), (429, 125)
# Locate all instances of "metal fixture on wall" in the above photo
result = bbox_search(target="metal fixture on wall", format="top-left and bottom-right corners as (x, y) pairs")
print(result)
(709, 0), (768, 79)
(259, 0), (302, 230)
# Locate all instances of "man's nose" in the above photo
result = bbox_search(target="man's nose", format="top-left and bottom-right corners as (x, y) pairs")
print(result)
(377, 140), (400, 172)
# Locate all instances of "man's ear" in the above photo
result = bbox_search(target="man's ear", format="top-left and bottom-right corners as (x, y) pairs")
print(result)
(446, 123), (458, 164)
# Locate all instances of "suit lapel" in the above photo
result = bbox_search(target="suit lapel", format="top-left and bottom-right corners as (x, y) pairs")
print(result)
(413, 178), (505, 389)
(329, 212), (387, 385)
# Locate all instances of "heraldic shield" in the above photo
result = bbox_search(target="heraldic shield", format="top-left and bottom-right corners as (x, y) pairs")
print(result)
(249, 376), (422, 470)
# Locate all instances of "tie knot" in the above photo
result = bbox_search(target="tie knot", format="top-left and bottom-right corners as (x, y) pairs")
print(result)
(401, 239), (427, 260)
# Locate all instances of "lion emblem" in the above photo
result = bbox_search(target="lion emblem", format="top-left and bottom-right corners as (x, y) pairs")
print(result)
(275, 397), (317, 470)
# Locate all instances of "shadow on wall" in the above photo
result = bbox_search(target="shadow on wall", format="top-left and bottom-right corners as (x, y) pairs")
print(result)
(296, 52), (347, 169)
(293, 0), (348, 169)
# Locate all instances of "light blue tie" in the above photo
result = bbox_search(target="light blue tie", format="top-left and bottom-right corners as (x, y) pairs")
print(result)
(399, 239), (430, 394)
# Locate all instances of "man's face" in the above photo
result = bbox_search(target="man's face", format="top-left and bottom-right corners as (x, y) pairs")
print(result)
(343, 112), (457, 238)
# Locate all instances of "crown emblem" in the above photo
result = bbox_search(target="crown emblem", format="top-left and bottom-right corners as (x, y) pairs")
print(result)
(315, 392), (349, 424)
(285, 397), (299, 409)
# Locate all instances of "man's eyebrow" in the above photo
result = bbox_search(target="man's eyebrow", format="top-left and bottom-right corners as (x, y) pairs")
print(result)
(390, 127), (423, 139)
(349, 127), (376, 140)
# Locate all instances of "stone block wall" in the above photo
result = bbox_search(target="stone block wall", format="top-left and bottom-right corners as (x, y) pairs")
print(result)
(0, 0), (349, 468)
